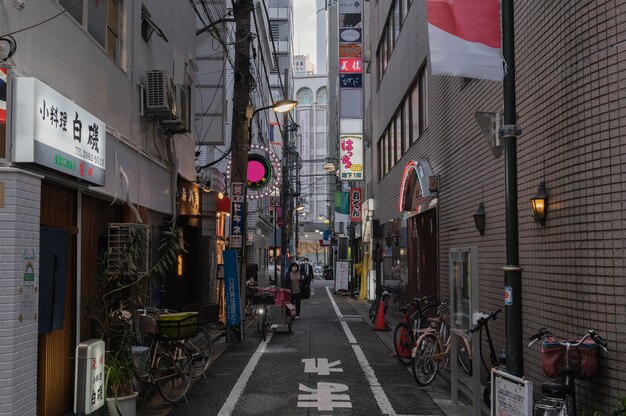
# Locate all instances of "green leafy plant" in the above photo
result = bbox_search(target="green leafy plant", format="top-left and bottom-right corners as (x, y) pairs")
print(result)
(614, 397), (626, 416)
(105, 351), (135, 398)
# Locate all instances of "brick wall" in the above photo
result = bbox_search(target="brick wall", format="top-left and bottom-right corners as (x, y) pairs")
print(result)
(0, 168), (41, 416)
(369, 0), (626, 411)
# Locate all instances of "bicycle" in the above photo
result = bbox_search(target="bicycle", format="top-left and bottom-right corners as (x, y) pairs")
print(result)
(140, 306), (214, 379)
(466, 308), (503, 408)
(252, 290), (276, 341)
(368, 282), (393, 323)
(392, 295), (439, 367)
(110, 311), (194, 403)
(411, 303), (473, 386)
(528, 327), (607, 415)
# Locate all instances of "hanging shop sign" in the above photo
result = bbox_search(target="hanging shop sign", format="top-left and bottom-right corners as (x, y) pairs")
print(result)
(223, 250), (241, 326)
(340, 74), (362, 88)
(349, 188), (362, 223)
(339, 13), (362, 28)
(227, 144), (281, 199)
(339, 43), (362, 58)
(339, 28), (362, 43)
(339, 134), (363, 180)
(339, 58), (363, 74)
(178, 179), (201, 216)
(13, 78), (106, 186)
(230, 182), (245, 249)
(339, 0), (362, 13)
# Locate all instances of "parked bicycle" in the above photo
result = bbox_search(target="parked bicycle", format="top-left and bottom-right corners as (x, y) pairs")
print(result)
(140, 307), (214, 379)
(466, 308), (503, 408)
(528, 327), (607, 416)
(110, 310), (194, 403)
(392, 295), (439, 366)
(411, 303), (473, 386)
(368, 282), (393, 323)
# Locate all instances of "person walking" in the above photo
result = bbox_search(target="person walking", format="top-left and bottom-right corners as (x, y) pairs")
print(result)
(284, 262), (302, 318)
(300, 258), (314, 299)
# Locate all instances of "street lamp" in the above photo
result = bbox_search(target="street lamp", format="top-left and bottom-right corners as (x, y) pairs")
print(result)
(321, 157), (339, 173)
(248, 100), (298, 144)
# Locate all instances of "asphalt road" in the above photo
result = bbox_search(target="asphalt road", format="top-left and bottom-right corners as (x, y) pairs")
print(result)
(169, 280), (444, 416)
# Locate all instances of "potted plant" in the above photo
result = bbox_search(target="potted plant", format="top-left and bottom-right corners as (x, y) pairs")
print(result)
(105, 351), (138, 416)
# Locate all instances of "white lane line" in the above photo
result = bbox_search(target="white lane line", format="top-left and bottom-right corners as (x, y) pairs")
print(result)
(217, 333), (273, 416)
(325, 286), (344, 318)
(340, 321), (358, 344)
(325, 287), (420, 416)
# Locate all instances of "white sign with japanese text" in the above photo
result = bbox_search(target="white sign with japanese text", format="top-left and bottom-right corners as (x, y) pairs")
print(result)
(74, 339), (106, 414)
(230, 182), (245, 248)
(13, 78), (106, 185)
(339, 134), (363, 181)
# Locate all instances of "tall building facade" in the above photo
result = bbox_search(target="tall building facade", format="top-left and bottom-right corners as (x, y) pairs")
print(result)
(0, 2), (197, 415)
(366, 0), (625, 410)
(195, 0), (294, 285)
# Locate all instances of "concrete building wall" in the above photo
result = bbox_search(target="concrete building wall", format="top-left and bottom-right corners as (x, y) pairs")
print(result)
(369, 0), (626, 410)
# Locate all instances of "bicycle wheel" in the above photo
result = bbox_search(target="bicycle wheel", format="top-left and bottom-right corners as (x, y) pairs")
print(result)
(393, 322), (415, 366)
(412, 333), (440, 386)
(156, 342), (193, 403)
(483, 381), (492, 408)
(457, 338), (472, 375)
(261, 314), (267, 341)
(369, 300), (379, 322)
(188, 327), (213, 378)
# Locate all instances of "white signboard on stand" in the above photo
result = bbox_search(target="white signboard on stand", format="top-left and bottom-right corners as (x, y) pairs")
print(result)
(491, 369), (533, 416)
(335, 261), (349, 292)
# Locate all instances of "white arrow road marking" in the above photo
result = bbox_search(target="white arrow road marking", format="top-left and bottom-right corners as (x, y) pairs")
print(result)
(302, 358), (344, 375)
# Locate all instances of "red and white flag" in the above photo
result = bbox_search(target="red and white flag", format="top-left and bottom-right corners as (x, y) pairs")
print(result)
(427, 0), (503, 81)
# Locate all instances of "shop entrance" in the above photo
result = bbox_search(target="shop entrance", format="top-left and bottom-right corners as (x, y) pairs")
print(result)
(408, 209), (438, 299)
(38, 183), (77, 416)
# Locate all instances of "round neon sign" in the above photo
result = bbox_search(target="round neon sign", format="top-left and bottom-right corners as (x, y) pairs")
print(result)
(227, 144), (282, 199)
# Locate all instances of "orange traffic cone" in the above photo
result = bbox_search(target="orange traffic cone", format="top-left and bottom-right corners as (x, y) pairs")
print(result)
(374, 300), (387, 331)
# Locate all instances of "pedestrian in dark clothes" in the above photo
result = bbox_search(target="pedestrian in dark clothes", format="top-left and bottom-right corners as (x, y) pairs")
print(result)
(283, 262), (302, 317)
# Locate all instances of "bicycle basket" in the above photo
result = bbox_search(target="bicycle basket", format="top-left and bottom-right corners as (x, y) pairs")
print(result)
(541, 337), (599, 380)
(157, 312), (199, 340)
(252, 293), (275, 306)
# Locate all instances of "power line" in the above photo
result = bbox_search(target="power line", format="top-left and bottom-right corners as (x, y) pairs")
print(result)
(1, 0), (82, 37)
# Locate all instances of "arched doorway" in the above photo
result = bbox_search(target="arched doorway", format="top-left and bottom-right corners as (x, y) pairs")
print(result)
(399, 160), (438, 299)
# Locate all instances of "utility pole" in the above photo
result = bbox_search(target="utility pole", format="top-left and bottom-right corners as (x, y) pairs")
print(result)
(230, 0), (253, 342)
(501, 0), (524, 377)
(280, 68), (291, 278)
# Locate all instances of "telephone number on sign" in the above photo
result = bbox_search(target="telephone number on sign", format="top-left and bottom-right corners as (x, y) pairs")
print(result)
(75, 147), (104, 167)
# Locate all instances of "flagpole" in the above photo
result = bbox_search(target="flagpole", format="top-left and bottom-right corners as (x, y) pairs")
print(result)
(501, 0), (524, 377)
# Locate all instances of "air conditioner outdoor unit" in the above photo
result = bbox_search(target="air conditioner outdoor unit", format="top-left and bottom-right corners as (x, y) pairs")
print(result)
(145, 70), (177, 120)
(161, 84), (190, 133)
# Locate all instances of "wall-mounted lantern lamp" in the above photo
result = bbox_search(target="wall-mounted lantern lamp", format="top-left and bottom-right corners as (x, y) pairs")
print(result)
(473, 203), (486, 235)
(531, 182), (548, 226)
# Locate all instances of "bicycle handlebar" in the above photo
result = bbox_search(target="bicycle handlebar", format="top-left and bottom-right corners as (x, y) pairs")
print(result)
(527, 328), (608, 352)
(467, 309), (501, 334)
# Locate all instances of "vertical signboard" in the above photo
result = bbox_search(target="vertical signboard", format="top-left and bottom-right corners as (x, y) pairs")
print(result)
(335, 260), (350, 292)
(338, 0), (364, 181)
(230, 182), (245, 248)
(349, 188), (362, 222)
(74, 339), (105, 414)
(339, 135), (363, 180)
(223, 249), (242, 326)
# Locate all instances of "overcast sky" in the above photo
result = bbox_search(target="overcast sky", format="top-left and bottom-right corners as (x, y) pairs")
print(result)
(292, 0), (319, 68)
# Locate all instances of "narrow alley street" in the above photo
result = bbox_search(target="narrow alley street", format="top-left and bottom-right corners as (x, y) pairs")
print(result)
(168, 281), (445, 416)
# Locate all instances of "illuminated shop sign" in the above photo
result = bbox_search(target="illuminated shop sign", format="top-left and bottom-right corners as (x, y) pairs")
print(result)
(13, 78), (106, 186)
(339, 134), (363, 180)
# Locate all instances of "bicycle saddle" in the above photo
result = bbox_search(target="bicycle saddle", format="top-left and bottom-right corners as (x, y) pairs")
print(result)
(541, 382), (569, 398)
(427, 317), (443, 328)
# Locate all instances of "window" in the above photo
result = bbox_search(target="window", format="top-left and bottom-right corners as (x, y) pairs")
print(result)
(411, 83), (420, 143)
(393, 0), (401, 43)
(403, 101), (411, 151)
(61, 0), (122, 63)
(394, 114), (401, 162)
(402, 0), (409, 23)
(419, 68), (428, 131)
(378, 140), (383, 180)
